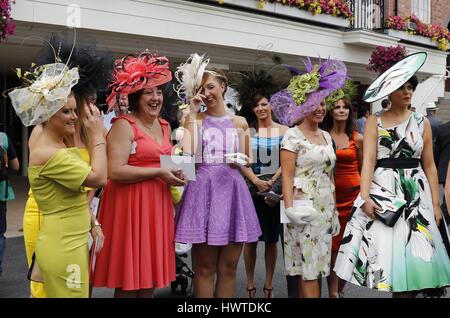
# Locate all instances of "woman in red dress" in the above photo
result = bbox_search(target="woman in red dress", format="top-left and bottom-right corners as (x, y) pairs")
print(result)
(91, 52), (186, 297)
(321, 90), (363, 298)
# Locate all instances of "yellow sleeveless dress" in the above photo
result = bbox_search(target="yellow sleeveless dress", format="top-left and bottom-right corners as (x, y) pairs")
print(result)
(25, 148), (91, 298)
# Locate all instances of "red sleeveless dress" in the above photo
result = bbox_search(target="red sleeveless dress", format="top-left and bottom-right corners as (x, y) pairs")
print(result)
(332, 131), (361, 252)
(91, 115), (175, 290)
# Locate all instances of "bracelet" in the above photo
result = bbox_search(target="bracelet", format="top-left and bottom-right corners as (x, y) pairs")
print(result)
(95, 141), (106, 147)
(91, 220), (101, 228)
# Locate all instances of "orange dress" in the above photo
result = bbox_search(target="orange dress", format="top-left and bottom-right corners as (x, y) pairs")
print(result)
(332, 131), (360, 252)
(91, 115), (175, 290)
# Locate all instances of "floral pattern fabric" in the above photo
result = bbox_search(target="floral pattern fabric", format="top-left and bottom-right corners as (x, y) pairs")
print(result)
(334, 112), (450, 292)
(281, 127), (336, 279)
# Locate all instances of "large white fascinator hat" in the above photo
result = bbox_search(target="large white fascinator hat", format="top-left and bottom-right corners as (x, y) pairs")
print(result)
(7, 29), (112, 127)
(363, 52), (427, 103)
(174, 53), (210, 101)
(8, 63), (79, 126)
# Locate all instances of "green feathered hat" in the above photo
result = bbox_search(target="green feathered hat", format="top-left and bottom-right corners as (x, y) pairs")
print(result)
(325, 80), (358, 110)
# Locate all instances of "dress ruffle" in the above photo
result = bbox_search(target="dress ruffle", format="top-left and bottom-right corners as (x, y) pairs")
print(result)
(175, 164), (261, 245)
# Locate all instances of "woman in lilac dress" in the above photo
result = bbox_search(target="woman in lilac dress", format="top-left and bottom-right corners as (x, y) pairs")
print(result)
(175, 55), (261, 298)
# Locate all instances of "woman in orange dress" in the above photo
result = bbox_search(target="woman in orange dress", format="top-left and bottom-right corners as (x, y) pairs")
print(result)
(321, 88), (362, 298)
(91, 52), (186, 297)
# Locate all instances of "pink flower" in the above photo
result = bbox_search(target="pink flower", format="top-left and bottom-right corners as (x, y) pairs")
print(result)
(0, 0), (15, 42)
(268, 0), (352, 18)
(368, 45), (408, 73)
(385, 15), (449, 51)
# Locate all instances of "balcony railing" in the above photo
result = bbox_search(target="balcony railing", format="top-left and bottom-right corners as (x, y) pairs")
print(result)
(198, 0), (387, 31)
(349, 0), (385, 30)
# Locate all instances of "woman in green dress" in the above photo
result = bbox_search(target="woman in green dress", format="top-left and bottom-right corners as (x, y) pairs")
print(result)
(335, 53), (450, 297)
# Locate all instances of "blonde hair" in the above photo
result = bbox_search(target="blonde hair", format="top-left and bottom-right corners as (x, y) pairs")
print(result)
(201, 68), (228, 95)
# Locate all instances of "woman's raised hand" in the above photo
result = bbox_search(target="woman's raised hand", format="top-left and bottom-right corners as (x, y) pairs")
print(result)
(84, 102), (104, 140)
(189, 87), (205, 115)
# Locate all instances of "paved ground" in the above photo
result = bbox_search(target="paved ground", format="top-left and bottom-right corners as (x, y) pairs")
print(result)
(1, 235), (392, 298)
(4, 176), (29, 239)
(0, 176), (447, 298)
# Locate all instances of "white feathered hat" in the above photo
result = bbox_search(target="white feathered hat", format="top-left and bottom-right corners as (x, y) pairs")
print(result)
(174, 53), (210, 101)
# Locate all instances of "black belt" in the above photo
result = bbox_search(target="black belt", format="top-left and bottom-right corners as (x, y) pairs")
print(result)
(376, 158), (420, 169)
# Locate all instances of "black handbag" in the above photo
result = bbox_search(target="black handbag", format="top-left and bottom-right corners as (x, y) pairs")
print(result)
(369, 181), (407, 227)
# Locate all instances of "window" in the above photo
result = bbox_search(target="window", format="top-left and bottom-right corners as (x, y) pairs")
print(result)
(411, 0), (430, 23)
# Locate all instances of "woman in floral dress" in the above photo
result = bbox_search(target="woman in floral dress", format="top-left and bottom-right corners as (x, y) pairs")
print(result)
(334, 74), (450, 297)
(281, 100), (338, 297)
(271, 58), (347, 297)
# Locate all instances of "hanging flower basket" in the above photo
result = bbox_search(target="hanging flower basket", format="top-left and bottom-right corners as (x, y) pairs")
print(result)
(0, 0), (16, 43)
(367, 45), (408, 74)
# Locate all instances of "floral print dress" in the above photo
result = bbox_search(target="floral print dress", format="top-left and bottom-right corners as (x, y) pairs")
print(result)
(281, 127), (336, 280)
(334, 112), (450, 292)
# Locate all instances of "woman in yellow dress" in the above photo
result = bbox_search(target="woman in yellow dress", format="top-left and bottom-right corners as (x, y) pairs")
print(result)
(27, 97), (106, 297)
(23, 106), (105, 298)
(23, 124), (46, 298)
(9, 46), (109, 299)
(20, 33), (110, 297)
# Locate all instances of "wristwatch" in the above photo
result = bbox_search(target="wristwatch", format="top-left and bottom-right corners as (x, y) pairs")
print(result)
(92, 220), (102, 228)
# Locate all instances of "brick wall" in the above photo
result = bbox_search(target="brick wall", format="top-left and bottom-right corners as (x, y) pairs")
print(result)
(397, 0), (411, 17)
(386, 0), (411, 16)
(386, 0), (450, 27)
(430, 0), (450, 26)
(386, 0), (395, 16)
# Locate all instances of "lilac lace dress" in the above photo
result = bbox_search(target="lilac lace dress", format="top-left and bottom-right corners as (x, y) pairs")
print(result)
(175, 114), (262, 246)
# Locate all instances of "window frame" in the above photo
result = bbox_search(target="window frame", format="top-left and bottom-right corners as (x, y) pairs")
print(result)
(411, 0), (431, 24)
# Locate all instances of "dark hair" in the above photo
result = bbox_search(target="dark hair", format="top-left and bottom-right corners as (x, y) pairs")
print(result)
(381, 99), (390, 109)
(127, 89), (145, 112)
(128, 84), (171, 113)
(159, 80), (180, 131)
(393, 75), (419, 96)
(406, 75), (418, 91)
(238, 92), (271, 129)
(357, 104), (369, 119)
(321, 97), (355, 139)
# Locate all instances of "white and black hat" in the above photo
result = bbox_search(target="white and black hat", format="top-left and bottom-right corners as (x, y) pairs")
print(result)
(363, 52), (427, 103)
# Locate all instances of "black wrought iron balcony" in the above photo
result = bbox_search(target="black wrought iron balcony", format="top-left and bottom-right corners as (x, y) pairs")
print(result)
(349, 0), (385, 31)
